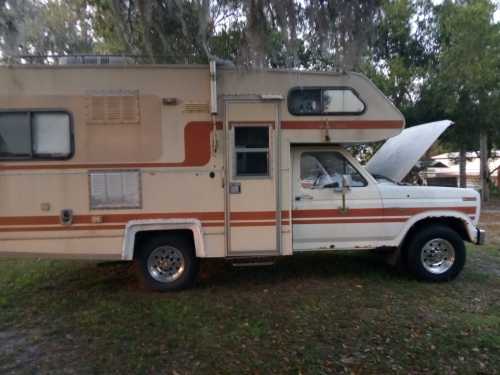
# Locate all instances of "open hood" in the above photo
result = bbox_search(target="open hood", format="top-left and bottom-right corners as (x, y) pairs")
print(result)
(366, 120), (454, 182)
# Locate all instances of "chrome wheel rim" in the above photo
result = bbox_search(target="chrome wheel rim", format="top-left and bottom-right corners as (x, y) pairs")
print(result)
(147, 246), (185, 283)
(421, 238), (455, 274)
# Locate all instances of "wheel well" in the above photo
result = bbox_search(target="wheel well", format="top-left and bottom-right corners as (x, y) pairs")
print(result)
(402, 217), (470, 250)
(132, 229), (195, 259)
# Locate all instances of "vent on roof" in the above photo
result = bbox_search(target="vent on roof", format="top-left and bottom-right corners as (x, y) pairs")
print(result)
(86, 90), (140, 125)
(183, 103), (209, 113)
(59, 55), (133, 65)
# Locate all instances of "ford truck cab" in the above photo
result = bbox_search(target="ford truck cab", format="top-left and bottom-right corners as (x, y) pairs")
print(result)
(292, 120), (485, 282)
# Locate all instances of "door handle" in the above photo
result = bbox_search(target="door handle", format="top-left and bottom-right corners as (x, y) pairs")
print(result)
(295, 194), (313, 201)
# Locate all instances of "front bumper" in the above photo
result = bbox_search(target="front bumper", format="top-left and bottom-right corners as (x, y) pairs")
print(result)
(476, 228), (486, 245)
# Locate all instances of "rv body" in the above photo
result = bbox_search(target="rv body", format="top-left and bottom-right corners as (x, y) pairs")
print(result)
(0, 63), (485, 289)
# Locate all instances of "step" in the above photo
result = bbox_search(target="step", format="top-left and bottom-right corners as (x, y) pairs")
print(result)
(230, 257), (276, 267)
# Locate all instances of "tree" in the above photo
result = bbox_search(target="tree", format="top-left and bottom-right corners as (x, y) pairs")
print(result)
(0, 0), (94, 62)
(363, 0), (435, 116)
(426, 0), (500, 196)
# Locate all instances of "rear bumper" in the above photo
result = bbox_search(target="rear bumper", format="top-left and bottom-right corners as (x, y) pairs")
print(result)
(476, 228), (486, 245)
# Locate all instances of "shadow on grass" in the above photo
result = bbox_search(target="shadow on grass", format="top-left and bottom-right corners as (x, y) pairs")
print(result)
(197, 251), (405, 289)
(29, 251), (406, 294)
(15, 246), (499, 296)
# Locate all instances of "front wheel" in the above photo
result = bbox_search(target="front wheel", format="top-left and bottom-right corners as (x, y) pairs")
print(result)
(406, 225), (466, 282)
(136, 234), (199, 291)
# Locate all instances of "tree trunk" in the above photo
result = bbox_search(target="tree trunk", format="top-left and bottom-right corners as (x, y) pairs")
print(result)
(459, 145), (466, 188)
(480, 130), (489, 202)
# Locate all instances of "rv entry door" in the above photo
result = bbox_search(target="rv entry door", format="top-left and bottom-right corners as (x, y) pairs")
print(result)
(224, 101), (280, 256)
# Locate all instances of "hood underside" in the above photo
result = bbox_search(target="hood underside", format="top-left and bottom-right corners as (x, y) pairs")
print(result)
(366, 120), (454, 182)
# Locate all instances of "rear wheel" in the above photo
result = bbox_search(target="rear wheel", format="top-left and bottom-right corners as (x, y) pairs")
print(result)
(406, 225), (466, 282)
(136, 234), (199, 291)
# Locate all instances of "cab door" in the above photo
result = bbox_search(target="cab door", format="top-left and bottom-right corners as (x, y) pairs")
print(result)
(291, 147), (384, 251)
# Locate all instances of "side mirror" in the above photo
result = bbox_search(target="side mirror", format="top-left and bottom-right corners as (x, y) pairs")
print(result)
(334, 175), (352, 192)
(342, 175), (352, 189)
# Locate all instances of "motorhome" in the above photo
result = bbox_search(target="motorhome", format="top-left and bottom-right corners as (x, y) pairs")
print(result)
(0, 61), (485, 290)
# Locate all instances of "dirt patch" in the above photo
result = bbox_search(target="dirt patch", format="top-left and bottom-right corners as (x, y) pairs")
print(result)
(0, 328), (90, 374)
(0, 329), (42, 374)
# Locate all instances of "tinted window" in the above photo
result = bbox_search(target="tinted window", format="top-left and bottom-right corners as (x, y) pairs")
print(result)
(234, 126), (269, 177)
(235, 126), (269, 148)
(288, 89), (321, 115)
(0, 113), (31, 158)
(236, 152), (268, 176)
(0, 111), (72, 160)
(288, 87), (365, 116)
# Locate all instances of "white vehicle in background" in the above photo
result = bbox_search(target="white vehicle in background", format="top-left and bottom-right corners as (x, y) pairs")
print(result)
(0, 60), (485, 290)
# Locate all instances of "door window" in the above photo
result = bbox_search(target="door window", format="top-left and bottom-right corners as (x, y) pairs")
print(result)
(234, 126), (270, 177)
(300, 151), (366, 189)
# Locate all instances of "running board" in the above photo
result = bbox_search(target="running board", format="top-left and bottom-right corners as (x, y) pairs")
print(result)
(229, 257), (276, 267)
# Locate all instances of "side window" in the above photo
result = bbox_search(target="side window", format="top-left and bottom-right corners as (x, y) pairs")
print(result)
(90, 170), (141, 209)
(300, 151), (366, 189)
(33, 113), (72, 157)
(0, 111), (72, 160)
(288, 87), (365, 116)
(323, 89), (365, 114)
(0, 113), (31, 158)
(234, 126), (270, 177)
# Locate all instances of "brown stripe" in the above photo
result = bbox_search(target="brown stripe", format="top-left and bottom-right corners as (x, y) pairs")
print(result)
(0, 225), (126, 232)
(0, 207), (476, 227)
(292, 207), (476, 218)
(384, 207), (476, 215)
(231, 211), (277, 220)
(463, 197), (477, 202)
(0, 121), (220, 171)
(0, 212), (225, 226)
(292, 208), (384, 218)
(228, 121), (276, 129)
(292, 218), (408, 225)
(231, 221), (276, 227)
(281, 120), (403, 130)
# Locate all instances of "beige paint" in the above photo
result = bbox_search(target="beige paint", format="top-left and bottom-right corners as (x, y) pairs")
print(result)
(0, 64), (404, 259)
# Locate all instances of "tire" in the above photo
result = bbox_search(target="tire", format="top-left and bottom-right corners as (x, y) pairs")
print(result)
(136, 234), (199, 291)
(406, 225), (466, 282)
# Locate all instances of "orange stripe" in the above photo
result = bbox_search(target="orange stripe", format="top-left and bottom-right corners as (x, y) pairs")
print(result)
(281, 120), (403, 130)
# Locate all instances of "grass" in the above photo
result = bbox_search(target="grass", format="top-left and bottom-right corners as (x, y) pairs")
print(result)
(1, 246), (500, 374)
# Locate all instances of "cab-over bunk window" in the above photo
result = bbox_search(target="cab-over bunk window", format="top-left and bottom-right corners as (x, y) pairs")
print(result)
(288, 87), (366, 116)
(0, 111), (73, 160)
